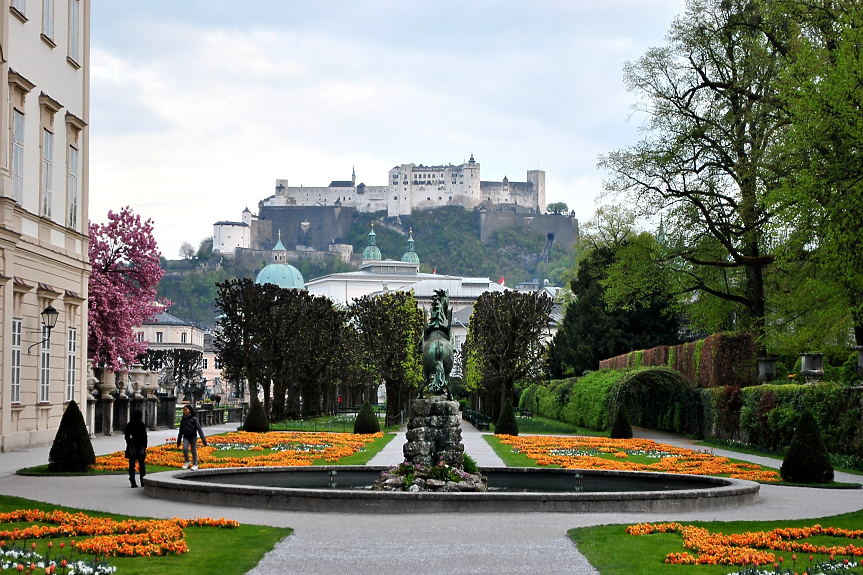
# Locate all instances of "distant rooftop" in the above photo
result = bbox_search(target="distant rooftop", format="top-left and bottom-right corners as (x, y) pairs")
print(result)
(142, 310), (193, 326)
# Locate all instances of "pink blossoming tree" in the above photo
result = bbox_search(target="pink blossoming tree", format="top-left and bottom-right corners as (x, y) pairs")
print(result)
(88, 207), (165, 371)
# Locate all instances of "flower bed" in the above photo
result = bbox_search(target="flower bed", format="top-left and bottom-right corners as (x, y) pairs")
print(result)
(0, 509), (238, 573)
(92, 431), (382, 471)
(495, 435), (780, 482)
(627, 521), (863, 573)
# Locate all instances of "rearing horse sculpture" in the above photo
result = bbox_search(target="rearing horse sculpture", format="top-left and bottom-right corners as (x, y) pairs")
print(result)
(419, 289), (454, 398)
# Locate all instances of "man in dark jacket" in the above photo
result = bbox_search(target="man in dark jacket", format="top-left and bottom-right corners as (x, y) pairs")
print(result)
(177, 405), (207, 470)
(124, 410), (148, 488)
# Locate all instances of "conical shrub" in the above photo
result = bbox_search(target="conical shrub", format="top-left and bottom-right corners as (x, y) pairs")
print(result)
(610, 403), (633, 439)
(242, 400), (270, 432)
(48, 400), (95, 472)
(780, 410), (834, 484)
(494, 398), (519, 436)
(353, 400), (380, 434)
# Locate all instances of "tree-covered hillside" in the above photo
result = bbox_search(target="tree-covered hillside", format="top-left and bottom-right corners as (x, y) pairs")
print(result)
(348, 207), (576, 286)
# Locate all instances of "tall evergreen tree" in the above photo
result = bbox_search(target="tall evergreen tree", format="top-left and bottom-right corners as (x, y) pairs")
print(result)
(548, 244), (679, 378)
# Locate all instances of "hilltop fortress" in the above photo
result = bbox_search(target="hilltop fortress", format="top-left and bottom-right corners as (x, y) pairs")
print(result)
(214, 155), (577, 264)
(262, 154), (545, 217)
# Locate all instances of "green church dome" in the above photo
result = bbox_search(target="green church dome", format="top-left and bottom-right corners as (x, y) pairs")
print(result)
(362, 224), (382, 261)
(255, 263), (304, 289)
(255, 232), (304, 289)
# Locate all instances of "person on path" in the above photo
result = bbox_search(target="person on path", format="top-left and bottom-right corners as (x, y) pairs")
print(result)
(177, 405), (207, 470)
(124, 410), (148, 488)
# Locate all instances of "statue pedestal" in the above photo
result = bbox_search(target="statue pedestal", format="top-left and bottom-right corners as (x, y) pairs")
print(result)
(403, 397), (463, 469)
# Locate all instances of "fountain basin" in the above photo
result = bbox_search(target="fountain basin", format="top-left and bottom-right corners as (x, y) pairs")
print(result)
(143, 466), (759, 513)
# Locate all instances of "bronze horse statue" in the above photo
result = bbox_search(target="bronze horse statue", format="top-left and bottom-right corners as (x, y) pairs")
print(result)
(419, 289), (454, 398)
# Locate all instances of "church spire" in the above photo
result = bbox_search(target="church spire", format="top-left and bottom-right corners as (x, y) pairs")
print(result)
(362, 222), (381, 261)
(401, 227), (420, 264)
(352, 165), (356, 186)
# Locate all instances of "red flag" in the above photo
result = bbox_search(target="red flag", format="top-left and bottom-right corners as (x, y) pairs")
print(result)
(499, 276), (505, 285)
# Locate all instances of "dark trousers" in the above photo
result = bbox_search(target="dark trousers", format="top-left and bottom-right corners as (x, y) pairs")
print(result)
(128, 455), (146, 483)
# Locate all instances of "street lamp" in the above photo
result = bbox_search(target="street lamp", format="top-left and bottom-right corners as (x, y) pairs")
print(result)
(28, 305), (60, 354)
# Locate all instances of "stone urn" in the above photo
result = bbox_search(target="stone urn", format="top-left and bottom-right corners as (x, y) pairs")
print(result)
(140, 370), (159, 397)
(95, 368), (117, 398)
(800, 353), (824, 384)
(128, 364), (147, 399)
(756, 357), (778, 382)
(86, 359), (99, 399)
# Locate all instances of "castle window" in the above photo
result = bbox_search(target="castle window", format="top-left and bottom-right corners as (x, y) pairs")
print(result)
(394, 196), (398, 200)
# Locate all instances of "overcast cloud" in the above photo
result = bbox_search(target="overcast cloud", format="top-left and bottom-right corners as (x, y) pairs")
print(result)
(89, 0), (687, 258)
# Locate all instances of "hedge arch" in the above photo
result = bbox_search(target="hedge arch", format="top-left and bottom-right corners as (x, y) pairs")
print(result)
(608, 368), (704, 437)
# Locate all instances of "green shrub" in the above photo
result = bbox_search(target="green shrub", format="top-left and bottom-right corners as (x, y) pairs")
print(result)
(494, 399), (519, 436)
(243, 401), (270, 433)
(48, 400), (95, 472)
(353, 400), (380, 434)
(780, 410), (834, 484)
(609, 404), (633, 439)
(463, 453), (479, 474)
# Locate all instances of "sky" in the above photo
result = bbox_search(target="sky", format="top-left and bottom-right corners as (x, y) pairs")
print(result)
(88, 0), (688, 259)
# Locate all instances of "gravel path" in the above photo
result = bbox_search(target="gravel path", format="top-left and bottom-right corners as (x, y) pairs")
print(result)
(0, 422), (860, 574)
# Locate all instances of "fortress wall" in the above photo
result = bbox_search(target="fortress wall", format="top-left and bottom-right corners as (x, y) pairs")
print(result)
(480, 211), (579, 247)
(254, 205), (356, 251)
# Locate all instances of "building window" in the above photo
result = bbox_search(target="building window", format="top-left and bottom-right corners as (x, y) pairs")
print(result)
(12, 0), (26, 16)
(68, 0), (79, 62)
(40, 326), (50, 403)
(68, 146), (78, 229)
(66, 328), (77, 402)
(42, 0), (54, 40)
(137, 331), (144, 342)
(156, 331), (163, 343)
(41, 130), (53, 217)
(214, 358), (222, 370)
(11, 319), (22, 403)
(202, 358), (208, 370)
(181, 332), (188, 344)
(12, 110), (24, 204)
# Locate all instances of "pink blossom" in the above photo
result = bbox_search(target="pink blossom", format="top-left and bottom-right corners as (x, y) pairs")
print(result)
(88, 207), (167, 371)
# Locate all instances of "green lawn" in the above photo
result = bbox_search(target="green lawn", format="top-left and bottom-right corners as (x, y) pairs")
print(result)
(311, 432), (396, 465)
(493, 416), (609, 436)
(569, 509), (863, 575)
(0, 494), (290, 575)
(483, 434), (559, 467)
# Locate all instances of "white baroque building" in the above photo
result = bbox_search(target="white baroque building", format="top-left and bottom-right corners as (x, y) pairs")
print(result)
(0, 0), (92, 450)
(261, 155), (546, 218)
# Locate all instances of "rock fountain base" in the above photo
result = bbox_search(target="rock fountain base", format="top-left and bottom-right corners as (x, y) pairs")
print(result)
(403, 397), (463, 468)
(371, 396), (487, 493)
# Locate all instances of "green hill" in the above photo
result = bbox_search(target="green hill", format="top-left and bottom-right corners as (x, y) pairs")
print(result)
(348, 207), (575, 286)
(157, 206), (576, 328)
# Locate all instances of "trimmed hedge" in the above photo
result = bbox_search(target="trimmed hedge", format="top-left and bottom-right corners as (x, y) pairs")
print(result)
(243, 401), (270, 433)
(599, 332), (756, 388)
(523, 369), (863, 459)
(780, 410), (834, 483)
(609, 404), (633, 439)
(48, 400), (95, 472)
(494, 399), (519, 436)
(353, 400), (381, 434)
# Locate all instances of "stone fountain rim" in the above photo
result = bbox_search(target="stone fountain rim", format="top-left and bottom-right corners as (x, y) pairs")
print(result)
(143, 465), (760, 514)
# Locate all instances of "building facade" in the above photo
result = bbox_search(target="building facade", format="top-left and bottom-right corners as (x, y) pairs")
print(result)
(260, 155), (546, 218)
(0, 0), (91, 450)
(137, 311), (204, 354)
